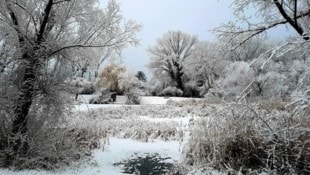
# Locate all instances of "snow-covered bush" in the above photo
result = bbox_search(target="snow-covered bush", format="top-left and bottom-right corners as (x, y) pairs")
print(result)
(147, 72), (173, 96)
(161, 86), (183, 97)
(69, 76), (95, 95)
(89, 92), (114, 104)
(119, 69), (145, 104)
(183, 81), (204, 97)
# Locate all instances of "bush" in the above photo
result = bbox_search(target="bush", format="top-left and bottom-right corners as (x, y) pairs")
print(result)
(183, 82), (202, 97)
(126, 93), (141, 105)
(161, 86), (183, 97)
(69, 77), (95, 95)
(80, 84), (95, 94)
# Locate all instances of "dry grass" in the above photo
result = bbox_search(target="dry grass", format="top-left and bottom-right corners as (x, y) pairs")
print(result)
(0, 123), (102, 170)
(0, 93), (103, 170)
(184, 102), (310, 174)
(68, 106), (186, 142)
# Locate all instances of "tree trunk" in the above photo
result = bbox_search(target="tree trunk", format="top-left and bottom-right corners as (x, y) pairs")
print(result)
(11, 56), (37, 153)
(174, 61), (184, 92)
(175, 72), (184, 91)
(75, 69), (86, 100)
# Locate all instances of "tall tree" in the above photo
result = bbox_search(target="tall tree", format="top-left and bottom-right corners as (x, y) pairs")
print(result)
(0, 0), (141, 153)
(147, 31), (198, 92)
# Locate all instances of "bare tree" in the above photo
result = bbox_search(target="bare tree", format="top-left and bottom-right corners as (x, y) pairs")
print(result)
(147, 31), (198, 92)
(0, 0), (141, 154)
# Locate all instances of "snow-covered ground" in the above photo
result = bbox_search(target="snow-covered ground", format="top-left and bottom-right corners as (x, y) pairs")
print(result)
(0, 138), (183, 175)
(140, 96), (203, 105)
(74, 103), (128, 111)
(77, 94), (203, 105)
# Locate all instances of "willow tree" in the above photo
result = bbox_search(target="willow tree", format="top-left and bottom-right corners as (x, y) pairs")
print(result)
(0, 0), (140, 153)
(147, 31), (198, 92)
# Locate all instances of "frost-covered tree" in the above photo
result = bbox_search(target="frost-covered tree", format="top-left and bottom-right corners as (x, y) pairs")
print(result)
(135, 71), (147, 82)
(183, 41), (230, 92)
(213, 0), (310, 100)
(0, 0), (141, 155)
(219, 62), (256, 97)
(147, 31), (198, 92)
(96, 64), (126, 94)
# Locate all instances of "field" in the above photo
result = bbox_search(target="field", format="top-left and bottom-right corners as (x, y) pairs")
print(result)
(1, 96), (309, 175)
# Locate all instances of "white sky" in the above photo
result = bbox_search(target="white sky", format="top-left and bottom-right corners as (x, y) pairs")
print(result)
(99, 0), (293, 78)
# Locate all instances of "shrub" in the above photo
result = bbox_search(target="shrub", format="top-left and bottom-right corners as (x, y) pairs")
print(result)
(80, 84), (95, 94)
(161, 86), (183, 97)
(118, 69), (145, 104)
(126, 93), (141, 105)
(69, 76), (95, 95)
(89, 92), (114, 104)
(183, 81), (202, 97)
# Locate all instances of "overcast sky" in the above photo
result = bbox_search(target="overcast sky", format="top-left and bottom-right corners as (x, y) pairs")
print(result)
(99, 0), (293, 78)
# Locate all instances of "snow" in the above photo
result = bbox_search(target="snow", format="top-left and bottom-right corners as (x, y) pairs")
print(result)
(139, 96), (202, 105)
(139, 96), (170, 105)
(74, 103), (127, 111)
(77, 95), (93, 103)
(115, 96), (128, 104)
(77, 95), (203, 106)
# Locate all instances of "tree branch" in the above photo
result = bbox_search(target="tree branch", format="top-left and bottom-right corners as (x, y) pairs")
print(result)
(53, 0), (71, 5)
(37, 0), (54, 43)
(215, 8), (310, 51)
(50, 43), (120, 56)
(273, 0), (308, 40)
(294, 0), (298, 25)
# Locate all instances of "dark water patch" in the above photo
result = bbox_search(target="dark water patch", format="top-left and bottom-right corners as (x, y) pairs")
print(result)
(113, 153), (177, 175)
